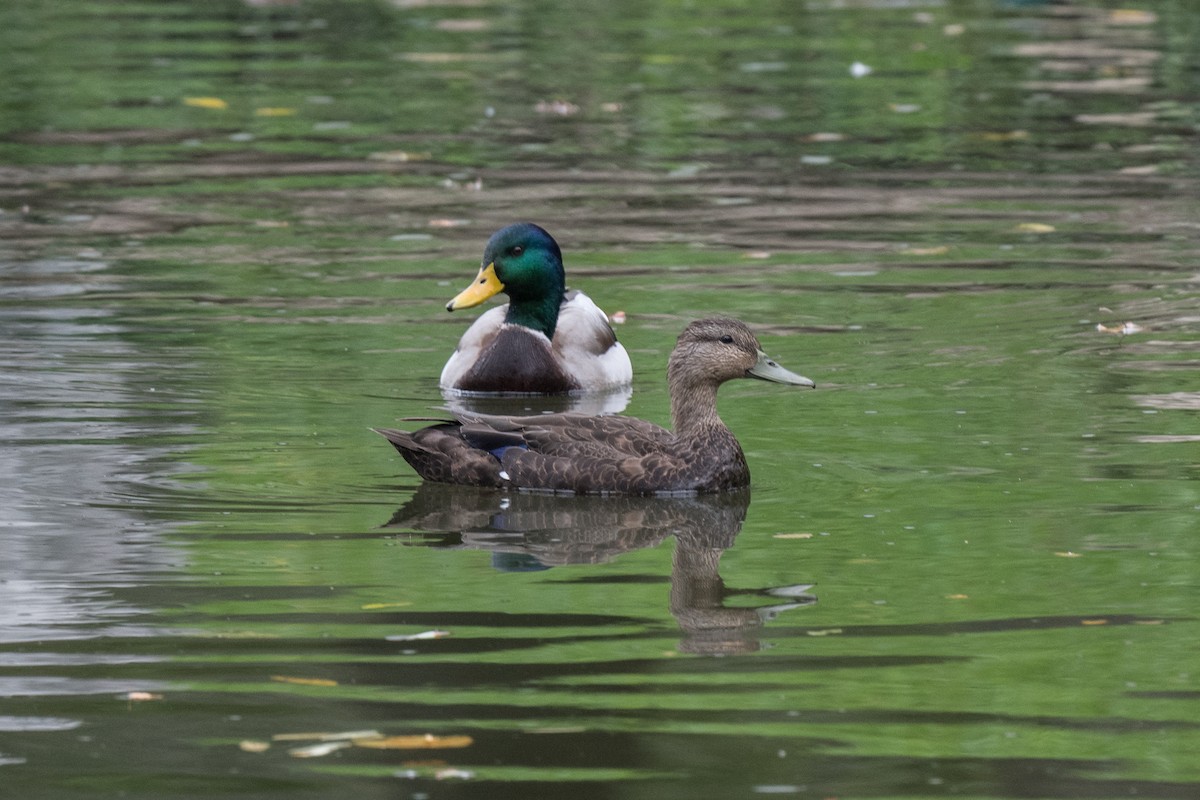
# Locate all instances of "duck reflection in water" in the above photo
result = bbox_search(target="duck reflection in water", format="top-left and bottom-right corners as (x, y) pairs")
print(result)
(384, 485), (816, 655)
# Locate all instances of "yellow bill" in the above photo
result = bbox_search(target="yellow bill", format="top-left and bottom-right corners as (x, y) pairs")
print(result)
(446, 263), (504, 311)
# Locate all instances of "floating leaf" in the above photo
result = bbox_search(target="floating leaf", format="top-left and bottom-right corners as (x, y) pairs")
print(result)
(1081, 619), (1109, 626)
(369, 150), (431, 163)
(362, 601), (414, 610)
(1109, 9), (1157, 25)
(239, 740), (271, 753)
(805, 628), (843, 637)
(945, 594), (969, 600)
(773, 533), (813, 539)
(288, 741), (351, 758)
(255, 107), (296, 117)
(1075, 112), (1157, 127)
(386, 630), (450, 642)
(804, 132), (845, 142)
(124, 691), (163, 701)
(355, 734), (474, 750)
(904, 246), (950, 256)
(435, 19), (490, 32)
(1054, 551), (1082, 558)
(1118, 164), (1160, 175)
(184, 96), (228, 110)
(976, 130), (1029, 142)
(1096, 322), (1143, 335)
(534, 99), (580, 116)
(270, 675), (337, 687)
(1014, 222), (1055, 233)
(273, 730), (381, 742)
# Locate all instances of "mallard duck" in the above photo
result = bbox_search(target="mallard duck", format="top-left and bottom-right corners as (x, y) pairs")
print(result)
(439, 223), (632, 394)
(377, 317), (814, 495)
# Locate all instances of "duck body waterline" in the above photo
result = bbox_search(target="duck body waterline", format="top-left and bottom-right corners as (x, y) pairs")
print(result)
(379, 318), (815, 495)
(439, 223), (632, 395)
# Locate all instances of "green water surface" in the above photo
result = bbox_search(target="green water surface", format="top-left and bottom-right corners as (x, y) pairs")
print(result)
(1, 1), (1197, 798)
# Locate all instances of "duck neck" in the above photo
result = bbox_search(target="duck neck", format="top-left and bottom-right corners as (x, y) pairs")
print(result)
(669, 374), (726, 438)
(507, 289), (561, 339)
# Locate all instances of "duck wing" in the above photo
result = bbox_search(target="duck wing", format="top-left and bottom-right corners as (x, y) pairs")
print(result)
(458, 411), (675, 458)
(554, 291), (619, 356)
(453, 412), (699, 493)
(552, 291), (632, 388)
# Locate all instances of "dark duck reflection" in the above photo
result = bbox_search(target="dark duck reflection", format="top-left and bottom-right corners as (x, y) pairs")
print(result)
(384, 485), (816, 654)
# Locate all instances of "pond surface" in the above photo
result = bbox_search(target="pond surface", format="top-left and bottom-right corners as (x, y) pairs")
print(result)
(2, 0), (1198, 798)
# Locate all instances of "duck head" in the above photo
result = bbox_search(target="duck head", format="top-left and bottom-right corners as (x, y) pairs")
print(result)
(668, 318), (815, 390)
(446, 223), (567, 340)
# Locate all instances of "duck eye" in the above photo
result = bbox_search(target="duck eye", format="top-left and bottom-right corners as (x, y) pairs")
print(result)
(510, 245), (524, 257)
(719, 334), (734, 344)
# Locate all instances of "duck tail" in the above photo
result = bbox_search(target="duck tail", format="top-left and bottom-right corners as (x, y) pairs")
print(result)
(372, 425), (506, 488)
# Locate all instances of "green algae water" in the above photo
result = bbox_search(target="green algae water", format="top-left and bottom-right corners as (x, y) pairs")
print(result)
(1, 1), (1198, 797)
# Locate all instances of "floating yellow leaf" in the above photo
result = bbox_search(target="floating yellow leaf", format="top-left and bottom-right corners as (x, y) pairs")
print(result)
(904, 246), (950, 256)
(1015, 223), (1056, 233)
(945, 594), (969, 600)
(1081, 619), (1109, 626)
(774, 533), (814, 539)
(270, 675), (337, 687)
(255, 107), (296, 117)
(361, 601), (414, 610)
(1054, 551), (1082, 558)
(1096, 322), (1144, 335)
(368, 150), (431, 163)
(977, 130), (1029, 142)
(805, 628), (843, 637)
(355, 734), (474, 750)
(124, 691), (163, 701)
(184, 96), (228, 110)
(1109, 9), (1156, 25)
(239, 740), (271, 753)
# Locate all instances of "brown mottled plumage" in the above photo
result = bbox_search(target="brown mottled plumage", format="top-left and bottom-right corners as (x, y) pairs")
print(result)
(375, 318), (815, 495)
